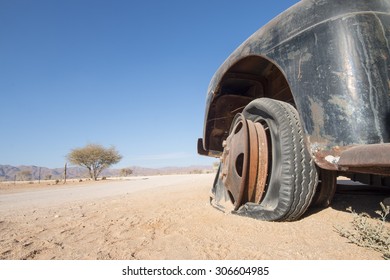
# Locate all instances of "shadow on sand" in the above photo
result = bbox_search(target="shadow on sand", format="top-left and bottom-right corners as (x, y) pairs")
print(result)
(305, 180), (390, 220)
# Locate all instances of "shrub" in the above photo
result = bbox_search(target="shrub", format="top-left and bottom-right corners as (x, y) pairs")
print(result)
(336, 203), (390, 259)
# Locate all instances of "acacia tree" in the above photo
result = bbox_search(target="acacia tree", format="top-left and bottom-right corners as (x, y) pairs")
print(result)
(120, 168), (133, 177)
(67, 144), (122, 181)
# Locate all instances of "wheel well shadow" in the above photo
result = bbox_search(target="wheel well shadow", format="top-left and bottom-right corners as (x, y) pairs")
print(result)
(303, 181), (390, 220)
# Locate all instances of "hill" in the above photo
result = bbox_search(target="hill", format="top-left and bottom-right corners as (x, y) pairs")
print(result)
(0, 164), (215, 181)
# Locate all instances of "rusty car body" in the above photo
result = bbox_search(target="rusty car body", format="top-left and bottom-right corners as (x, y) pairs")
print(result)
(198, 0), (390, 221)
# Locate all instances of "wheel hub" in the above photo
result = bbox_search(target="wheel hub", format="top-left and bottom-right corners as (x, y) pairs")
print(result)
(220, 113), (269, 210)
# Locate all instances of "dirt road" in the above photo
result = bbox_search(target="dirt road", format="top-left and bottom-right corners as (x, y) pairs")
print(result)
(0, 175), (197, 211)
(0, 174), (388, 259)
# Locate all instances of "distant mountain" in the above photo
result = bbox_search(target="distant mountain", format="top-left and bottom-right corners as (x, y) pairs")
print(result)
(0, 165), (88, 181)
(0, 164), (215, 181)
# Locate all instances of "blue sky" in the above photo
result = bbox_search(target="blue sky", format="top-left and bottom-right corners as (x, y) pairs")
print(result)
(0, 0), (299, 168)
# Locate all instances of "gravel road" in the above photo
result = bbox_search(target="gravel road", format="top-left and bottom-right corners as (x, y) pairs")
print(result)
(0, 175), (196, 211)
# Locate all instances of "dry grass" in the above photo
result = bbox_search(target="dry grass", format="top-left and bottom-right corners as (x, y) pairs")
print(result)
(336, 202), (390, 259)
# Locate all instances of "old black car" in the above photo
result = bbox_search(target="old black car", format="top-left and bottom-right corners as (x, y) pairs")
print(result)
(198, 0), (390, 221)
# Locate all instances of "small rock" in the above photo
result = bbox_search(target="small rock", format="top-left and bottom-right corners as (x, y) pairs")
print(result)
(23, 242), (33, 247)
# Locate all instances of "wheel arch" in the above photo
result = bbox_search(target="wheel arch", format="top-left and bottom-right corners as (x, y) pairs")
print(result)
(204, 54), (306, 156)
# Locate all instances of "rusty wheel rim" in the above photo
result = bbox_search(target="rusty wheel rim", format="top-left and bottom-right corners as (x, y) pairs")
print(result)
(253, 121), (269, 203)
(220, 114), (249, 209)
(245, 119), (259, 203)
(220, 114), (269, 209)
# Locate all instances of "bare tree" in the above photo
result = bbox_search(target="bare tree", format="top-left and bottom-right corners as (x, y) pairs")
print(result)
(17, 170), (32, 181)
(120, 168), (133, 177)
(67, 144), (122, 181)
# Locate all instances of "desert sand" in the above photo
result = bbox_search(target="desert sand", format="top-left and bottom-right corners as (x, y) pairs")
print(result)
(0, 173), (388, 260)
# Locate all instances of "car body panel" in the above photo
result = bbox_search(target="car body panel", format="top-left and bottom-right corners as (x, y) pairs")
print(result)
(200, 0), (390, 174)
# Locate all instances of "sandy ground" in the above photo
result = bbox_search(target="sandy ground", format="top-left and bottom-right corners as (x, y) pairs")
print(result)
(0, 173), (389, 260)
